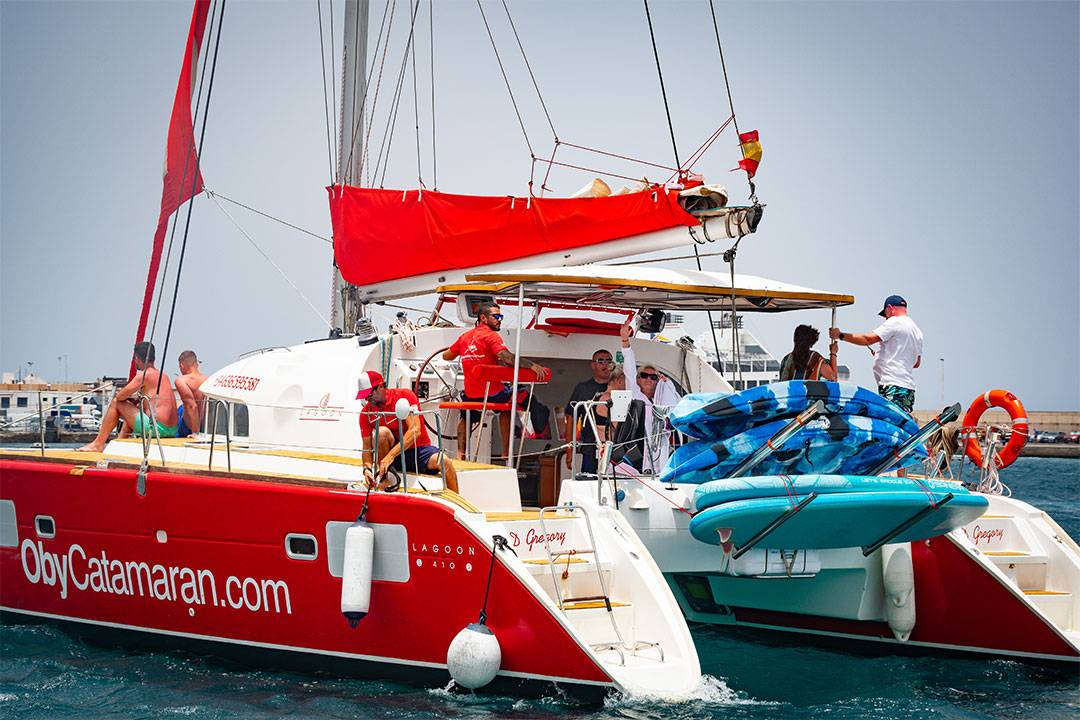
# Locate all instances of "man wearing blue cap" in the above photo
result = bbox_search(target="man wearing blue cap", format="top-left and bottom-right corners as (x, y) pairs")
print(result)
(830, 295), (923, 413)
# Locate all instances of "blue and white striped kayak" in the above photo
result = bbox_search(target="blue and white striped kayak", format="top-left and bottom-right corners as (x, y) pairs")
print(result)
(660, 414), (926, 483)
(670, 381), (916, 440)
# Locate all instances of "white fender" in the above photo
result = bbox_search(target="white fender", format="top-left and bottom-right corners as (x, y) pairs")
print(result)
(341, 520), (374, 627)
(881, 542), (916, 642)
(447, 622), (501, 689)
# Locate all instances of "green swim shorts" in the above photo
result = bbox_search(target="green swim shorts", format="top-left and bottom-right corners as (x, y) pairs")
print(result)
(132, 411), (178, 439)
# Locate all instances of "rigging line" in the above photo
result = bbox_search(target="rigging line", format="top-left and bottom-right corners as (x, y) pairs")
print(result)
(707, 0), (755, 200)
(642, 1), (721, 368)
(203, 189), (331, 244)
(155, 0), (227, 398)
(409, 0), (423, 186)
(476, 0), (533, 157)
(146, 0), (220, 359)
(329, 0), (338, 157)
(727, 238), (744, 387)
(707, 0), (741, 137)
(676, 115), (734, 180)
(209, 193), (333, 329)
(316, 0), (336, 183)
(348, 0), (364, 183)
(642, 0), (681, 171)
(358, 0), (399, 186)
(535, 157), (650, 184)
(428, 0), (437, 188)
(557, 140), (677, 173)
(538, 139), (558, 195)
(499, 0), (556, 141)
(604, 249), (731, 266)
(374, 0), (421, 186)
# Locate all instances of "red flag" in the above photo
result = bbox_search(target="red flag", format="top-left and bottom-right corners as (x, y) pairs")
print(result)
(131, 0), (211, 377)
(736, 129), (762, 179)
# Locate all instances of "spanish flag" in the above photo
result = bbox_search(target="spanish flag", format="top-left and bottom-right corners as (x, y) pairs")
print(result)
(736, 129), (762, 179)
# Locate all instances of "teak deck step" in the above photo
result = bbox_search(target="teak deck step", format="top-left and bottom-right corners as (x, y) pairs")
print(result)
(563, 600), (630, 610)
(523, 557), (590, 566)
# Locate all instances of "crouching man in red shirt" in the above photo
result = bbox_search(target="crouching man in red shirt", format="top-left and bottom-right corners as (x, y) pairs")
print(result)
(442, 302), (550, 460)
(357, 370), (458, 493)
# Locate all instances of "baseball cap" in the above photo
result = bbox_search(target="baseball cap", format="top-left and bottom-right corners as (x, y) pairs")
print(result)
(878, 295), (907, 317)
(355, 370), (384, 400)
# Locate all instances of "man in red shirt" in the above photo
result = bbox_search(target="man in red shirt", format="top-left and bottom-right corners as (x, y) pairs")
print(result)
(442, 302), (550, 459)
(357, 370), (458, 492)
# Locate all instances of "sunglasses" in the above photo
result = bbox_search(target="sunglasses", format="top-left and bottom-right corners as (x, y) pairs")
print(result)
(487, 313), (504, 321)
(592, 358), (614, 365)
(639, 372), (660, 381)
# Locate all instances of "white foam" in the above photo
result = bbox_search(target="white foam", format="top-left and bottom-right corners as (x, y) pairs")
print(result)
(605, 674), (773, 708)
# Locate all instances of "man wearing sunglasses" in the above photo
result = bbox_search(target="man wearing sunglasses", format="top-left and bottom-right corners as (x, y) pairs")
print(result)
(619, 318), (682, 473)
(564, 347), (616, 474)
(443, 302), (550, 459)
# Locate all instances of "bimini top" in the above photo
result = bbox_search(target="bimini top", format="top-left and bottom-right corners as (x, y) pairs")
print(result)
(439, 265), (854, 312)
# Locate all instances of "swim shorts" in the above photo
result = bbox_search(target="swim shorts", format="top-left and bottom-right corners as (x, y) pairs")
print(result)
(132, 411), (179, 439)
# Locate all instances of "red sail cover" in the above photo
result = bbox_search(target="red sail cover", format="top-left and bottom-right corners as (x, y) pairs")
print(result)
(131, 0), (211, 376)
(328, 186), (699, 287)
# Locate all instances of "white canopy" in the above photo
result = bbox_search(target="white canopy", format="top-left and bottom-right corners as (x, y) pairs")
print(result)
(438, 265), (854, 312)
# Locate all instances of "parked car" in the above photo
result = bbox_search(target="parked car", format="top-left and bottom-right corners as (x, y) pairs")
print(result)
(1066, 431), (1080, 444)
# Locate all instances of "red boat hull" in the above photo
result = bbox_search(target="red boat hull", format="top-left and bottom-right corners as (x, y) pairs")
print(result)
(0, 459), (613, 693)
(672, 535), (1078, 664)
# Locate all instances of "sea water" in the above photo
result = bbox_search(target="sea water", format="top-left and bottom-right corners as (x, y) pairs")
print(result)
(1, 457), (1077, 718)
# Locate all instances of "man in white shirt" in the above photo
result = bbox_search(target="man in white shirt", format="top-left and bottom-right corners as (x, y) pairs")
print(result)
(829, 295), (923, 413)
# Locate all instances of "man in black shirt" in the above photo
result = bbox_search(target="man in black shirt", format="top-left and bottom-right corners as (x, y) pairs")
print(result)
(563, 348), (614, 474)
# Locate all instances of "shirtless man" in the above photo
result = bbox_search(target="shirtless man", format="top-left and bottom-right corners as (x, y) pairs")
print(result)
(77, 341), (179, 452)
(174, 350), (208, 436)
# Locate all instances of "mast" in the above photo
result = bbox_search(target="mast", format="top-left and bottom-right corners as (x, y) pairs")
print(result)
(332, 0), (370, 332)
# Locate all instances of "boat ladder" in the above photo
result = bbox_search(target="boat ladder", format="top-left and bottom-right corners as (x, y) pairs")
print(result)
(538, 504), (663, 665)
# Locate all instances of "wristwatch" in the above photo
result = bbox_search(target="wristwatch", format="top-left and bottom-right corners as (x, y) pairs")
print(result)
(839, 332), (846, 341)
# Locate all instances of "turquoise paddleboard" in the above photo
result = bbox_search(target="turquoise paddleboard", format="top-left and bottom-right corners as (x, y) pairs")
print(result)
(693, 474), (970, 513)
(670, 381), (917, 440)
(688, 490), (988, 549)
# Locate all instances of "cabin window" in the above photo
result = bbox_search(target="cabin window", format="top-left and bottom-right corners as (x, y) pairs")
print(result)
(0, 398), (8, 408)
(207, 404), (229, 435)
(765, 360), (780, 372)
(16, 397), (27, 408)
(285, 533), (318, 560)
(232, 403), (249, 437)
(35, 515), (56, 538)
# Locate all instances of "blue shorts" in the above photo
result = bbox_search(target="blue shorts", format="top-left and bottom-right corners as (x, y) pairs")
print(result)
(176, 405), (193, 438)
(461, 385), (515, 423)
(399, 444), (442, 474)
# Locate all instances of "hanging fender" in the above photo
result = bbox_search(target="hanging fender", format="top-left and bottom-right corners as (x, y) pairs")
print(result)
(962, 389), (1028, 470)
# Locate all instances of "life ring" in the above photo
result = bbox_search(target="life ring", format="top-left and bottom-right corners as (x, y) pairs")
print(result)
(962, 389), (1028, 469)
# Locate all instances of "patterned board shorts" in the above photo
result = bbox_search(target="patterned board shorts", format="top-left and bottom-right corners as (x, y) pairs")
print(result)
(878, 385), (915, 413)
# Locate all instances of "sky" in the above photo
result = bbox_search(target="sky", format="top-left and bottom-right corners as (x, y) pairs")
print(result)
(1, 0), (1077, 411)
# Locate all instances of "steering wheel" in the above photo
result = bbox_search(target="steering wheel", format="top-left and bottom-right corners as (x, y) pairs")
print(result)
(412, 345), (459, 440)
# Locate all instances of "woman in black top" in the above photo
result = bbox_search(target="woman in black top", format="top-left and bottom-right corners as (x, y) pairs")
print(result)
(779, 324), (838, 382)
